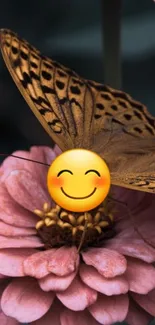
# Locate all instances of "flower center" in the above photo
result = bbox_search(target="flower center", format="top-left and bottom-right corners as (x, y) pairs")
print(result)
(34, 198), (115, 251)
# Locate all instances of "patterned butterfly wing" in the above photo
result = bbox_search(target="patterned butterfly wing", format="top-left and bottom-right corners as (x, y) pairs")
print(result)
(1, 29), (155, 193)
(0, 29), (95, 151)
(88, 81), (155, 192)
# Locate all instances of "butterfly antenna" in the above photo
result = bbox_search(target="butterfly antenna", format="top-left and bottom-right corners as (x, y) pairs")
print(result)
(77, 212), (88, 253)
(0, 154), (50, 167)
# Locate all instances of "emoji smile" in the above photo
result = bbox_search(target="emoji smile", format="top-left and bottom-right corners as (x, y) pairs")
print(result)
(61, 187), (97, 200)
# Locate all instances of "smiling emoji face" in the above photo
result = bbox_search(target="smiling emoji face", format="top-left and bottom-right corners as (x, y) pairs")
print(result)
(47, 149), (111, 212)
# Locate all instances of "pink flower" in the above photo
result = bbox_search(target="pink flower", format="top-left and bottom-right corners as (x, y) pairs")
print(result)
(0, 146), (155, 325)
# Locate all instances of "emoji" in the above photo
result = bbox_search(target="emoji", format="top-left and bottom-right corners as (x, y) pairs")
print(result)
(47, 149), (111, 212)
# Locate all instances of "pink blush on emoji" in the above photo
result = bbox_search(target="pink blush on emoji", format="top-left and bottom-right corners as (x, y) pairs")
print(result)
(93, 177), (106, 188)
(49, 176), (64, 187)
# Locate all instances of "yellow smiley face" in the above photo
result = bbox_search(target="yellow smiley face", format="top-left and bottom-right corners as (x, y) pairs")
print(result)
(47, 149), (111, 212)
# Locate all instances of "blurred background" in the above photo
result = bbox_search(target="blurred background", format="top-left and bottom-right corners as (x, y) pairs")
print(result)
(0, 0), (155, 157)
(0, 1), (155, 324)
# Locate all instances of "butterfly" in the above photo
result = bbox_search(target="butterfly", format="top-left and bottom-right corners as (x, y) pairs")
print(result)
(0, 28), (155, 194)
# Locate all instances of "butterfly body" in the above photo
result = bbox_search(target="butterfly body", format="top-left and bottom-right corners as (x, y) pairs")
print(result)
(0, 29), (155, 193)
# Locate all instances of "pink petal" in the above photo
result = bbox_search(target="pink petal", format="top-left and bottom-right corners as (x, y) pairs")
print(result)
(0, 182), (38, 227)
(1, 147), (56, 184)
(0, 221), (36, 236)
(131, 289), (155, 316)
(31, 299), (63, 325)
(0, 235), (43, 249)
(57, 276), (97, 311)
(5, 170), (50, 211)
(82, 248), (127, 278)
(0, 274), (7, 279)
(61, 309), (100, 325)
(125, 257), (155, 294)
(1, 150), (31, 181)
(111, 191), (153, 240)
(0, 312), (19, 325)
(0, 248), (37, 276)
(28, 146), (56, 191)
(112, 186), (145, 212)
(34, 146), (58, 166)
(0, 147), (52, 203)
(80, 264), (128, 295)
(106, 235), (155, 263)
(133, 202), (155, 249)
(48, 246), (79, 276)
(24, 249), (57, 279)
(125, 300), (153, 325)
(24, 247), (77, 279)
(107, 191), (155, 262)
(1, 277), (55, 323)
(39, 270), (76, 292)
(53, 145), (62, 157)
(89, 293), (129, 325)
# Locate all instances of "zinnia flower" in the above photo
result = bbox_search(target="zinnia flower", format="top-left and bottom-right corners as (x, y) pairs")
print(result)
(0, 145), (155, 325)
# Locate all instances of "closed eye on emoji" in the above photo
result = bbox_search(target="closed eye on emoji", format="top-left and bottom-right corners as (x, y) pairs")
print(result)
(85, 169), (101, 177)
(57, 169), (73, 177)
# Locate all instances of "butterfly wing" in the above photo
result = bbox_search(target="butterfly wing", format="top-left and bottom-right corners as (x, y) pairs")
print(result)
(1, 29), (155, 193)
(0, 29), (95, 151)
(88, 81), (155, 193)
(110, 143), (155, 193)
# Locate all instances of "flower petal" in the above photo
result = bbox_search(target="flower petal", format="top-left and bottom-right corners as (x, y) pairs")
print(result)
(131, 289), (155, 316)
(89, 293), (129, 325)
(1, 146), (56, 186)
(82, 248), (127, 278)
(23, 249), (57, 278)
(125, 257), (155, 294)
(112, 186), (145, 212)
(80, 264), (128, 295)
(53, 145), (61, 158)
(31, 146), (57, 162)
(0, 182), (37, 227)
(0, 274), (7, 279)
(48, 246), (79, 276)
(28, 146), (56, 191)
(1, 150), (31, 181)
(31, 299), (63, 325)
(106, 236), (155, 263)
(0, 221), (36, 237)
(39, 271), (76, 292)
(0, 312), (19, 325)
(5, 170), (50, 211)
(0, 248), (37, 276)
(1, 277), (55, 323)
(0, 235), (43, 249)
(60, 309), (100, 325)
(125, 300), (153, 325)
(24, 247), (79, 279)
(107, 191), (155, 263)
(57, 276), (97, 311)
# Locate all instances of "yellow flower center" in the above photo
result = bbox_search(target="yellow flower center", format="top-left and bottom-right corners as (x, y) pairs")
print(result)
(34, 198), (115, 251)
